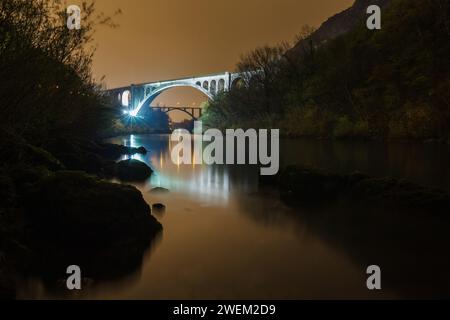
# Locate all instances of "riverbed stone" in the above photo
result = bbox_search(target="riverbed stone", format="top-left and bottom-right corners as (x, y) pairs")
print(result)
(152, 203), (166, 213)
(150, 187), (170, 194)
(116, 159), (153, 181)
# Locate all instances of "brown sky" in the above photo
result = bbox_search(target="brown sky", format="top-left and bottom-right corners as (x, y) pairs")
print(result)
(83, 0), (354, 120)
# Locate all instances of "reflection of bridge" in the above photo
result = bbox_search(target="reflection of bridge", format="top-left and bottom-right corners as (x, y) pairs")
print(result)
(150, 106), (203, 120)
(106, 72), (243, 118)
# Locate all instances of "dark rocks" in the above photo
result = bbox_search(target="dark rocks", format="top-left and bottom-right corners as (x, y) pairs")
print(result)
(152, 203), (166, 213)
(352, 178), (450, 212)
(45, 138), (147, 177)
(25, 171), (162, 246)
(150, 187), (170, 194)
(0, 132), (64, 171)
(116, 159), (153, 182)
(53, 150), (109, 175)
(0, 134), (159, 291)
(22, 144), (65, 171)
(94, 143), (147, 160)
(45, 138), (110, 175)
(279, 165), (450, 212)
(136, 146), (147, 154)
(14, 171), (163, 286)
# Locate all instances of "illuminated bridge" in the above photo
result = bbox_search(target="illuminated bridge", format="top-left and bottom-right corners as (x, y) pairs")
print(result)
(106, 72), (244, 119)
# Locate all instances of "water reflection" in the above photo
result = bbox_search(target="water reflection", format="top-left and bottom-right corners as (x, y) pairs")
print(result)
(119, 134), (260, 205)
(105, 134), (450, 299)
(280, 139), (450, 189)
(17, 134), (450, 299)
(15, 232), (162, 299)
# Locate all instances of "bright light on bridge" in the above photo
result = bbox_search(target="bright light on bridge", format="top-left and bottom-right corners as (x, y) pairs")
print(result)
(106, 71), (252, 118)
(122, 109), (139, 118)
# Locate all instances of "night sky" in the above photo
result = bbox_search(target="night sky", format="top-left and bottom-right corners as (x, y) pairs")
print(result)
(85, 0), (354, 119)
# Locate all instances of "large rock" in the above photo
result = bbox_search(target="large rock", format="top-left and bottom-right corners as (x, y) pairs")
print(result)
(45, 138), (147, 177)
(279, 166), (450, 213)
(150, 187), (170, 194)
(116, 159), (153, 182)
(12, 171), (163, 288)
(25, 171), (161, 246)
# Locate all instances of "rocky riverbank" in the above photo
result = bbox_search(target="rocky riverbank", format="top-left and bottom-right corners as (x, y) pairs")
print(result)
(264, 166), (450, 298)
(264, 166), (450, 213)
(0, 134), (161, 298)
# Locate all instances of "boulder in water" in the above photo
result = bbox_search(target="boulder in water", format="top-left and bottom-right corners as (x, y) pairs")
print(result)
(115, 159), (153, 182)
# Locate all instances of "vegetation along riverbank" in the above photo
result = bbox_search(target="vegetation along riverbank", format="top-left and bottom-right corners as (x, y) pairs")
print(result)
(202, 0), (450, 142)
(0, 1), (161, 298)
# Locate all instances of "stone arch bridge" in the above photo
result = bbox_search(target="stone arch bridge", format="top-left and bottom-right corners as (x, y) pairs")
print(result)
(106, 72), (244, 119)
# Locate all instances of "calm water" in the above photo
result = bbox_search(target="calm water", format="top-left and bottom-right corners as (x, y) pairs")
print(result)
(17, 135), (450, 299)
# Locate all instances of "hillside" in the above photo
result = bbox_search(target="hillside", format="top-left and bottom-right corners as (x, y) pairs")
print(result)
(204, 0), (450, 141)
(290, 0), (391, 55)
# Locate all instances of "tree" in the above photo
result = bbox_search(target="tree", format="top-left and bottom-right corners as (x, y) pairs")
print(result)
(0, 0), (120, 141)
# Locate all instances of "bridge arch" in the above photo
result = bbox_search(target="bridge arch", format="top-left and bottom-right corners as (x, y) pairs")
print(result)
(218, 79), (225, 92)
(121, 90), (131, 107)
(210, 80), (217, 94)
(167, 108), (194, 119)
(131, 83), (213, 116)
(159, 107), (200, 120)
(231, 76), (245, 89)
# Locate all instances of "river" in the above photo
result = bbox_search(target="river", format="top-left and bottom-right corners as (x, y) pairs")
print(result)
(17, 135), (450, 299)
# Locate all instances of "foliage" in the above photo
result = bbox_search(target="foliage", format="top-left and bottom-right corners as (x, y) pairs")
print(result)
(0, 0), (119, 142)
(203, 0), (450, 141)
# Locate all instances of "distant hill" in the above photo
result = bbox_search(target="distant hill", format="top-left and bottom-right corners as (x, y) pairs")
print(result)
(290, 0), (391, 55)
